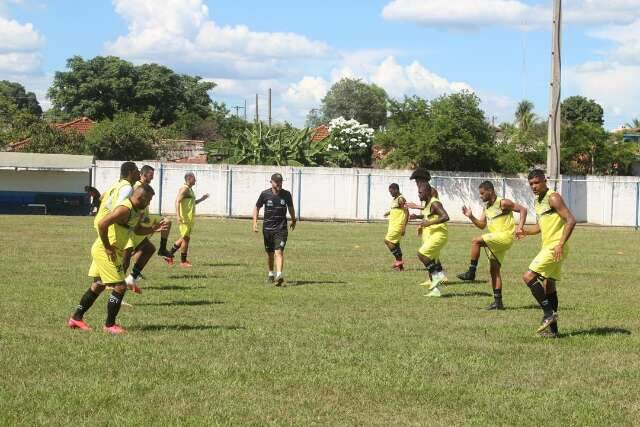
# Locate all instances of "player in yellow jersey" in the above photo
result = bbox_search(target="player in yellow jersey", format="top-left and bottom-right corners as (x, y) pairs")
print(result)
(409, 181), (450, 297)
(516, 170), (576, 337)
(168, 172), (209, 267)
(122, 165), (173, 293)
(456, 181), (528, 310)
(93, 162), (140, 231)
(68, 185), (167, 334)
(384, 183), (409, 271)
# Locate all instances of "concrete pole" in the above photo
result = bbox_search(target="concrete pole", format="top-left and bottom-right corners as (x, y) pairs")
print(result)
(547, 0), (562, 187)
(268, 88), (272, 127)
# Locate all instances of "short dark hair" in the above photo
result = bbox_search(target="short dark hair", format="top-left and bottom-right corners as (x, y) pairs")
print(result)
(185, 172), (195, 181)
(389, 183), (399, 191)
(271, 173), (283, 182)
(528, 169), (546, 180)
(141, 165), (154, 174)
(134, 183), (155, 197)
(120, 161), (137, 178)
(84, 185), (90, 191)
(479, 181), (494, 191)
(410, 168), (431, 182)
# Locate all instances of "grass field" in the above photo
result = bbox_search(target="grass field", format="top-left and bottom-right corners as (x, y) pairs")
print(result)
(1, 215), (639, 426)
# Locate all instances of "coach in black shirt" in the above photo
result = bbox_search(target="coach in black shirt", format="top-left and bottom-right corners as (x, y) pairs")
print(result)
(253, 173), (297, 286)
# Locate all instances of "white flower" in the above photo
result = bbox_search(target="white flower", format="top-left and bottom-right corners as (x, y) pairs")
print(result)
(358, 142), (367, 148)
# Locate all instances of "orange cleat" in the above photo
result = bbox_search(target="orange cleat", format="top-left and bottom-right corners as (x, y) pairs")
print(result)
(163, 256), (175, 266)
(103, 324), (126, 335)
(127, 284), (142, 294)
(180, 260), (193, 268)
(68, 317), (92, 331)
(393, 260), (405, 271)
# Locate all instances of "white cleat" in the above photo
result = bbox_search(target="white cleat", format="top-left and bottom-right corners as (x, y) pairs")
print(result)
(429, 272), (446, 290)
(425, 288), (442, 298)
(124, 274), (138, 286)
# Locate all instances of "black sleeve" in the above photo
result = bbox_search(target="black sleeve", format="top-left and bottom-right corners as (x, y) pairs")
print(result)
(256, 192), (265, 208)
(285, 191), (294, 207)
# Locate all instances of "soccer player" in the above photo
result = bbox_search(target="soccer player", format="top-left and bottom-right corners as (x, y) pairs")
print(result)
(456, 181), (528, 310)
(168, 172), (209, 267)
(122, 165), (173, 292)
(410, 181), (450, 297)
(252, 173), (296, 286)
(383, 183), (408, 270)
(516, 170), (576, 337)
(68, 185), (166, 334)
(85, 185), (101, 216)
(93, 162), (140, 231)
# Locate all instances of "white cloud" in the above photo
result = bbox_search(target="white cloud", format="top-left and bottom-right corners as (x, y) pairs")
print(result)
(0, 12), (44, 81)
(382, 0), (640, 30)
(0, 51), (41, 73)
(106, 0), (329, 79)
(282, 76), (329, 108)
(0, 16), (42, 53)
(589, 19), (640, 65)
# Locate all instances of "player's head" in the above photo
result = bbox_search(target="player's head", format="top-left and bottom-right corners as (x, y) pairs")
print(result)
(120, 161), (139, 183)
(478, 181), (495, 203)
(84, 185), (90, 192)
(410, 168), (431, 186)
(418, 181), (432, 202)
(388, 183), (400, 197)
(185, 172), (196, 186)
(140, 165), (155, 183)
(527, 169), (547, 195)
(131, 184), (155, 210)
(271, 173), (283, 191)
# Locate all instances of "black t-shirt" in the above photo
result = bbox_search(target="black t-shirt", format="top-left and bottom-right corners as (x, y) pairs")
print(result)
(256, 188), (293, 231)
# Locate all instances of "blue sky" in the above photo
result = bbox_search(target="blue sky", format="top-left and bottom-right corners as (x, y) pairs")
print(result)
(1, 0), (639, 129)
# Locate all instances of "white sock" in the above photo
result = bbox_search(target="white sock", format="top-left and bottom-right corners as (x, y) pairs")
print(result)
(268, 271), (275, 277)
(276, 271), (283, 279)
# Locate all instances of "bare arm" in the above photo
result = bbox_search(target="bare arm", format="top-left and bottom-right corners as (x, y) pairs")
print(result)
(252, 206), (260, 232)
(549, 193), (577, 260)
(288, 203), (297, 231)
(196, 193), (209, 204)
(175, 187), (187, 223)
(98, 206), (130, 261)
(501, 198), (528, 234)
(423, 201), (449, 227)
(462, 206), (487, 229)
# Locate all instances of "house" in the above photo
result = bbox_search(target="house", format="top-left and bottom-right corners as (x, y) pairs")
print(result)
(155, 139), (210, 164)
(7, 117), (96, 152)
(312, 124), (330, 142)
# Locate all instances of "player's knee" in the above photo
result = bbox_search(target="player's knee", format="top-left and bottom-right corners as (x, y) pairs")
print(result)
(522, 271), (536, 284)
(113, 283), (127, 294)
(472, 237), (484, 245)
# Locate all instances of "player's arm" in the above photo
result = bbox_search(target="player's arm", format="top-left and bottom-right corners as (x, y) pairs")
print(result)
(501, 198), (528, 235)
(549, 193), (577, 261)
(423, 202), (449, 227)
(287, 194), (297, 231)
(97, 206), (130, 261)
(517, 223), (540, 238)
(462, 206), (486, 229)
(405, 202), (423, 210)
(196, 193), (209, 204)
(175, 187), (187, 223)
(134, 214), (168, 235)
(399, 197), (409, 235)
(253, 194), (264, 233)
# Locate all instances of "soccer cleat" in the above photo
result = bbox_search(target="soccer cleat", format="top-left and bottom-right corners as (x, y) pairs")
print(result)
(68, 317), (92, 331)
(425, 288), (442, 297)
(456, 270), (476, 281)
(103, 324), (126, 335)
(537, 329), (559, 339)
(536, 312), (558, 333)
(429, 272), (446, 290)
(267, 275), (275, 284)
(418, 279), (432, 287)
(392, 260), (404, 271)
(157, 249), (172, 258)
(163, 256), (175, 266)
(125, 275), (142, 294)
(486, 300), (505, 311)
(180, 261), (193, 268)
(275, 276), (285, 287)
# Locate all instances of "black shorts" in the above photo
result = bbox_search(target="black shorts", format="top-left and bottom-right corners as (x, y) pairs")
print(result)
(263, 229), (288, 252)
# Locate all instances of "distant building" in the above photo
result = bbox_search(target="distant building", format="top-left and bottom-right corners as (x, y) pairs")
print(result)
(312, 124), (330, 142)
(7, 117), (96, 152)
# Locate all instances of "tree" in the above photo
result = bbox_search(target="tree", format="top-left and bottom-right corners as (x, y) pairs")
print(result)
(515, 100), (536, 132)
(0, 80), (42, 116)
(561, 96), (604, 127)
(626, 118), (640, 129)
(85, 112), (157, 160)
(305, 109), (323, 128)
(48, 56), (216, 125)
(21, 122), (88, 155)
(320, 78), (388, 129)
(561, 122), (608, 175)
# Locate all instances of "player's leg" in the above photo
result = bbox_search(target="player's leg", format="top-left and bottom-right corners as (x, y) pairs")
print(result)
(125, 238), (155, 293)
(267, 251), (275, 282)
(274, 249), (285, 286)
(179, 236), (191, 267)
(157, 217), (173, 258)
(104, 281), (127, 334)
(522, 269), (556, 333)
(122, 247), (134, 273)
(542, 279), (559, 337)
(68, 277), (106, 330)
(457, 236), (486, 281)
(384, 239), (404, 270)
(487, 259), (504, 310)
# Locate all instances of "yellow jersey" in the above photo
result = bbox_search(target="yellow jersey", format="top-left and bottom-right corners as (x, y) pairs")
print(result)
(179, 185), (196, 224)
(133, 180), (153, 227)
(535, 190), (566, 248)
(95, 199), (142, 252)
(485, 197), (515, 235)
(94, 179), (132, 229)
(422, 196), (448, 235)
(388, 194), (407, 229)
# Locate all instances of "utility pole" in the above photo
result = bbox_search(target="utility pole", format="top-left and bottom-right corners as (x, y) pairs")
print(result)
(547, 0), (562, 187)
(244, 99), (247, 121)
(255, 94), (259, 123)
(268, 88), (272, 127)
(233, 104), (246, 119)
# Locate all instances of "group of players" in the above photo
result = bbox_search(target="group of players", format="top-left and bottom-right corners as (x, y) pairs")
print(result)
(66, 161), (575, 338)
(383, 168), (576, 337)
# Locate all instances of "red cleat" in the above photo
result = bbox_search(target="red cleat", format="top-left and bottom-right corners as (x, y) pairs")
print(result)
(163, 256), (174, 266)
(180, 261), (193, 268)
(393, 260), (405, 271)
(103, 324), (126, 334)
(127, 284), (142, 294)
(68, 317), (92, 331)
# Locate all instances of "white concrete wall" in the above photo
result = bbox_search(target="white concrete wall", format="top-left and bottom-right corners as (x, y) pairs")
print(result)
(92, 161), (640, 227)
(0, 169), (89, 193)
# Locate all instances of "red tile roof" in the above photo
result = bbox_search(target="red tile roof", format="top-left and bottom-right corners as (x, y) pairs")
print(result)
(173, 154), (208, 164)
(312, 124), (330, 142)
(53, 117), (95, 135)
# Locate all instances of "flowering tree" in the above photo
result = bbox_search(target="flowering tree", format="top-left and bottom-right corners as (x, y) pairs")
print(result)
(326, 117), (375, 167)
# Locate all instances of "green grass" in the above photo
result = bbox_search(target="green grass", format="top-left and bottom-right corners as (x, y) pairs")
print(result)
(1, 215), (639, 426)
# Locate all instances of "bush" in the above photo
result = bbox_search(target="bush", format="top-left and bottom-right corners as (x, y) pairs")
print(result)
(85, 113), (157, 160)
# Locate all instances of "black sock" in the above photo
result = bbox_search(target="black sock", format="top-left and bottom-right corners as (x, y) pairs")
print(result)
(435, 261), (443, 273)
(424, 260), (437, 275)
(73, 288), (99, 320)
(527, 278), (553, 317)
(170, 244), (180, 255)
(105, 291), (124, 327)
(390, 245), (403, 261)
(547, 292), (559, 333)
(131, 263), (143, 280)
(160, 238), (168, 252)
(181, 252), (188, 262)
(493, 288), (502, 302)
(469, 259), (479, 271)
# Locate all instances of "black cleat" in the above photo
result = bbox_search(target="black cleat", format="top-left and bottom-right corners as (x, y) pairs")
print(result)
(537, 329), (559, 338)
(486, 300), (505, 310)
(275, 277), (285, 287)
(456, 270), (476, 281)
(157, 249), (172, 258)
(267, 275), (275, 284)
(536, 312), (558, 333)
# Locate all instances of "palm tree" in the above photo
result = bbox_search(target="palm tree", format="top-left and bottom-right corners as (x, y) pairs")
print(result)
(625, 118), (640, 129)
(515, 100), (537, 132)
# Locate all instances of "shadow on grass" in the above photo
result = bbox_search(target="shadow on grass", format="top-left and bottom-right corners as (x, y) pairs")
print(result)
(440, 291), (492, 298)
(445, 280), (488, 286)
(566, 327), (631, 337)
(168, 274), (210, 279)
(506, 305), (576, 311)
(129, 324), (245, 332)
(203, 262), (246, 267)
(144, 285), (206, 291)
(135, 299), (224, 307)
(286, 280), (347, 287)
